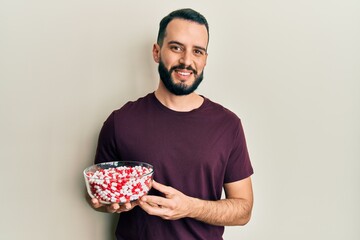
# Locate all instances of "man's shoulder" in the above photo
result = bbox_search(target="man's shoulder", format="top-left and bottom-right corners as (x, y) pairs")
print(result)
(114, 92), (154, 113)
(202, 96), (241, 122)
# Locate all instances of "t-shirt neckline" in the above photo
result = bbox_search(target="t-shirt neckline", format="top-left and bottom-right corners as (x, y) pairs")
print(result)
(150, 92), (208, 115)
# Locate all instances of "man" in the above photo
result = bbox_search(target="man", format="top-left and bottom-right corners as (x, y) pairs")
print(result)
(90, 8), (254, 240)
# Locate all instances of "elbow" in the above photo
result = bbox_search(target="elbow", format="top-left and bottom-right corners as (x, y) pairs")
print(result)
(233, 209), (252, 226)
(238, 212), (252, 226)
(238, 198), (253, 226)
(235, 204), (253, 226)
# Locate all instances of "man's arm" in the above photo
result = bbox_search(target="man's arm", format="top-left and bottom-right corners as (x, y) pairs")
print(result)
(192, 177), (253, 225)
(139, 177), (253, 226)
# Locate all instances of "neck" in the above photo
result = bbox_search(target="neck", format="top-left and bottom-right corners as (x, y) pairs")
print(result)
(154, 83), (204, 112)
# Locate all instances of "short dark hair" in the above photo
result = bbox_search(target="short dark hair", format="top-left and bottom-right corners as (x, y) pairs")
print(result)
(157, 8), (209, 47)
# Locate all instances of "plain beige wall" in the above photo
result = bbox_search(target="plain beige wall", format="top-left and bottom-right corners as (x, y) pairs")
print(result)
(1, 1), (359, 239)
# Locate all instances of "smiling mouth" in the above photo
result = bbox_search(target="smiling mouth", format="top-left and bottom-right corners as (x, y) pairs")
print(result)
(175, 70), (192, 76)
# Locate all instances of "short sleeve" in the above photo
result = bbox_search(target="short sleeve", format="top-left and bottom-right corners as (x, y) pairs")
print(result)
(224, 120), (254, 183)
(94, 111), (121, 164)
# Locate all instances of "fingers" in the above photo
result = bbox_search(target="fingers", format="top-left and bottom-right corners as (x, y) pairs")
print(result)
(91, 198), (103, 208)
(138, 182), (188, 220)
(113, 201), (139, 213)
(140, 180), (175, 207)
(139, 195), (179, 220)
(106, 203), (119, 213)
(141, 195), (166, 207)
(139, 196), (166, 215)
(91, 197), (138, 213)
(151, 180), (173, 195)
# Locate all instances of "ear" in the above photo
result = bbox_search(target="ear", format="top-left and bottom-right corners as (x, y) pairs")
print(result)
(152, 44), (160, 63)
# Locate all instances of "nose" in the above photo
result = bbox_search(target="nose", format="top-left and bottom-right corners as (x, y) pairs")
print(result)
(179, 50), (193, 66)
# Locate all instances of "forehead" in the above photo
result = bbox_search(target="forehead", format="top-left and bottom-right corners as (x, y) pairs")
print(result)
(164, 18), (208, 48)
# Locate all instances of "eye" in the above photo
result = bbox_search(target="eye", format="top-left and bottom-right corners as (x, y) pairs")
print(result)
(194, 49), (206, 56)
(170, 45), (183, 52)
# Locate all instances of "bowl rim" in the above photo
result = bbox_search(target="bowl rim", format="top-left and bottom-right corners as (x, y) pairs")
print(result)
(83, 161), (154, 179)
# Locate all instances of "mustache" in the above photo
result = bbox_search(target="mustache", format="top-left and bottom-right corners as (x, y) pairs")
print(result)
(170, 64), (197, 75)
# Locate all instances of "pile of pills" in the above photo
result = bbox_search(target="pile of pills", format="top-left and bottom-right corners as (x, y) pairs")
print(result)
(86, 165), (153, 204)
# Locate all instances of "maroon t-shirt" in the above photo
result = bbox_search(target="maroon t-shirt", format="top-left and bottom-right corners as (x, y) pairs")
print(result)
(95, 93), (253, 240)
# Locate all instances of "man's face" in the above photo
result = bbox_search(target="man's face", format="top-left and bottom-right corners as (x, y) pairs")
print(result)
(153, 19), (208, 95)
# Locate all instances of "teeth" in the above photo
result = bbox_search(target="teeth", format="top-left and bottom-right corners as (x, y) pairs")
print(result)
(178, 72), (190, 76)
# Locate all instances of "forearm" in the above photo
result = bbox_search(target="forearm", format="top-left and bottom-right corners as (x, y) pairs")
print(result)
(189, 197), (252, 226)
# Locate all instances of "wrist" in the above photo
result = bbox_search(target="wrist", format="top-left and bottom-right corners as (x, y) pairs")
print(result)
(188, 197), (204, 219)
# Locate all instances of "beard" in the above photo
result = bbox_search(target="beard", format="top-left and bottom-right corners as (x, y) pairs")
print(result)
(158, 60), (204, 96)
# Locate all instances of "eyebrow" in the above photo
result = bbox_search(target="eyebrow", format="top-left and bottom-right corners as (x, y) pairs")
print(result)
(168, 40), (207, 53)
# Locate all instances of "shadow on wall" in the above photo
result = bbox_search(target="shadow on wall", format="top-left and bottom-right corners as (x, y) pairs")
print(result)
(107, 214), (120, 240)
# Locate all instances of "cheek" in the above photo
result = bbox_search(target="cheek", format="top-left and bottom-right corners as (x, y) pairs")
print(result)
(159, 54), (175, 69)
(195, 60), (206, 72)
